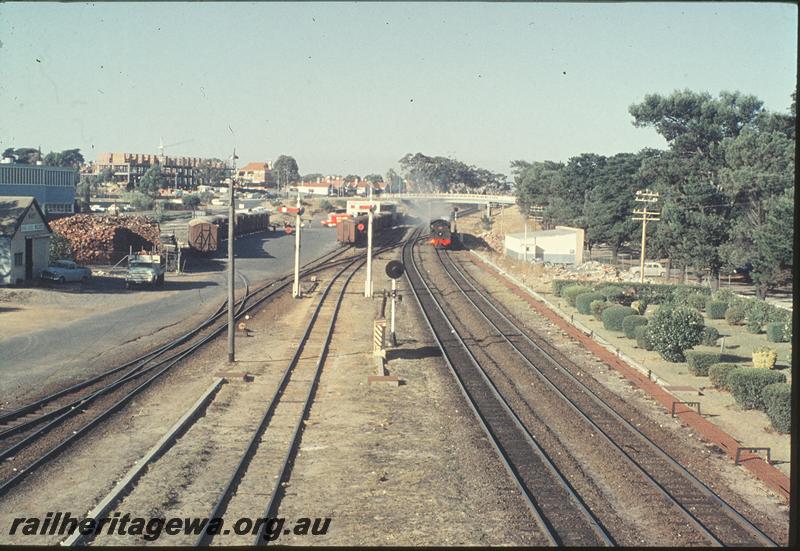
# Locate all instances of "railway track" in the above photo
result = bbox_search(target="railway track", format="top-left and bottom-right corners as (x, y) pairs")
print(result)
(427, 244), (776, 547)
(61, 230), (399, 546)
(0, 241), (395, 499)
(404, 231), (613, 547)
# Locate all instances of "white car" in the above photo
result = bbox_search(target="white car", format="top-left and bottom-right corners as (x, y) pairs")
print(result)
(630, 261), (667, 278)
(40, 260), (93, 283)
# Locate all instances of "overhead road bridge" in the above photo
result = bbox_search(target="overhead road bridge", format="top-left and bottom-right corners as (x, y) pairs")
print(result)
(380, 192), (516, 216)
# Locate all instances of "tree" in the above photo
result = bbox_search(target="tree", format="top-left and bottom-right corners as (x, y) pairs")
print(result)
(400, 153), (506, 193)
(8, 147), (41, 164)
(272, 155), (300, 192)
(195, 159), (226, 188)
(137, 165), (167, 197)
(302, 173), (324, 182)
(511, 160), (565, 222)
(583, 152), (643, 261)
(182, 194), (202, 212)
(745, 187), (794, 298)
(384, 168), (403, 193)
(43, 148), (84, 168)
(363, 174), (384, 184)
(629, 89), (764, 157)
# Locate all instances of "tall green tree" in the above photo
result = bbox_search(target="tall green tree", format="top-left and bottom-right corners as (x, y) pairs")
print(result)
(137, 165), (167, 197)
(272, 155), (300, 192)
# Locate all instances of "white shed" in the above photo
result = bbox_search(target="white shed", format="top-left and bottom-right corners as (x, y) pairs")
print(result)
(0, 196), (53, 285)
(504, 225), (584, 265)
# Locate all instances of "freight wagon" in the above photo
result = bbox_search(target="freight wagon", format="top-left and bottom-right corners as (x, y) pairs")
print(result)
(336, 212), (393, 246)
(187, 211), (270, 253)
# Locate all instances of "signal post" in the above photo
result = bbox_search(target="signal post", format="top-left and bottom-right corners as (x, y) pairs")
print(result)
(279, 196), (305, 298)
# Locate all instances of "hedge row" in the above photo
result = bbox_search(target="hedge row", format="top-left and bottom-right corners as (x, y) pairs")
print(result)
(623, 315), (648, 339)
(705, 300), (728, 319)
(708, 363), (738, 390)
(551, 279), (708, 304)
(563, 285), (593, 306)
(602, 306), (638, 332)
(684, 351), (721, 376)
(727, 368), (786, 410)
(576, 292), (605, 315)
(762, 383), (791, 433)
(634, 325), (654, 350)
(766, 321), (791, 343)
(701, 325), (720, 346)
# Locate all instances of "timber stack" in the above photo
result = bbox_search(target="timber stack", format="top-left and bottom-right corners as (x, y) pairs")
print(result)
(50, 214), (161, 264)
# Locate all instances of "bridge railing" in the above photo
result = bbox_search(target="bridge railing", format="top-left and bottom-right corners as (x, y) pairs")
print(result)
(379, 192), (516, 205)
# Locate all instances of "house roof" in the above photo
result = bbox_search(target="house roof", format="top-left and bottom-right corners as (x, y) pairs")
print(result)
(507, 228), (577, 240)
(0, 196), (52, 236)
(240, 162), (269, 172)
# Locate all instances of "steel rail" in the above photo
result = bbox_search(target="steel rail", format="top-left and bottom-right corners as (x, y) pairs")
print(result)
(0, 245), (350, 429)
(440, 250), (777, 547)
(196, 254), (363, 546)
(0, 232), (410, 502)
(404, 231), (613, 547)
(0, 245), (369, 498)
(0, 246), (362, 437)
(61, 377), (226, 547)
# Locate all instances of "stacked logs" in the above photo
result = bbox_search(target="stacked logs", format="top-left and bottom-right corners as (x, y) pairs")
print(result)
(50, 214), (161, 264)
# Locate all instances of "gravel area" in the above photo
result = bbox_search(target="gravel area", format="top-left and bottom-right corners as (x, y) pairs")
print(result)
(271, 236), (544, 546)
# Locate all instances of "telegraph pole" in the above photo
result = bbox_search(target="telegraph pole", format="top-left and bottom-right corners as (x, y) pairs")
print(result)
(523, 217), (528, 262)
(293, 191), (301, 298)
(365, 183), (374, 298)
(633, 189), (661, 283)
(227, 149), (238, 363)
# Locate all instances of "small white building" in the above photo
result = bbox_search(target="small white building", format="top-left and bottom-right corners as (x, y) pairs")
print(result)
(504, 225), (584, 265)
(0, 196), (53, 285)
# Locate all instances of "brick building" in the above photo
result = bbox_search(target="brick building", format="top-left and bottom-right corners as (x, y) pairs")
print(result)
(93, 152), (226, 189)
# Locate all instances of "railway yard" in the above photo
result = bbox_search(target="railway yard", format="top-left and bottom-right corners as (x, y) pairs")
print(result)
(0, 206), (791, 546)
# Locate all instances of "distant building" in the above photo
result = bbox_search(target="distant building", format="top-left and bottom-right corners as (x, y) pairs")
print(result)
(237, 162), (274, 186)
(0, 196), (53, 285)
(0, 162), (77, 215)
(93, 152), (226, 188)
(504, 226), (585, 265)
(292, 176), (384, 197)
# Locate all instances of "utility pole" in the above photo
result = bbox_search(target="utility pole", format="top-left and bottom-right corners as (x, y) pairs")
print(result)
(365, 183), (374, 298)
(523, 217), (528, 262)
(633, 189), (661, 283)
(293, 191), (301, 298)
(227, 149), (238, 363)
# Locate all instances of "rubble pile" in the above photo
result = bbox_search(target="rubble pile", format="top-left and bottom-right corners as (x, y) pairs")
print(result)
(50, 214), (161, 264)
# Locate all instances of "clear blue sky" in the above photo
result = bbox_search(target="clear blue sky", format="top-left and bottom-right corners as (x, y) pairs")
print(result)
(0, 2), (795, 176)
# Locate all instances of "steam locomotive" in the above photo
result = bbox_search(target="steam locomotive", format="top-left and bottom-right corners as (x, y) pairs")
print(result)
(429, 219), (453, 248)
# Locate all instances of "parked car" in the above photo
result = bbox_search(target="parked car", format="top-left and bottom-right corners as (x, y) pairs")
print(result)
(630, 261), (667, 278)
(40, 260), (92, 283)
(89, 204), (106, 212)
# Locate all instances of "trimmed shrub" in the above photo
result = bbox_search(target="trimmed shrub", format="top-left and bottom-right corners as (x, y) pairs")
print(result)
(725, 305), (746, 325)
(706, 300), (728, 319)
(598, 285), (626, 303)
(622, 315), (648, 339)
(746, 320), (762, 334)
(673, 285), (712, 304)
(576, 292), (606, 315)
(684, 351), (721, 376)
(634, 325), (654, 350)
(761, 383), (791, 433)
(647, 305), (705, 362)
(701, 325), (720, 346)
(752, 346), (778, 369)
(590, 300), (610, 318)
(744, 298), (789, 325)
(708, 363), (738, 390)
(766, 322), (790, 343)
(728, 368), (786, 410)
(686, 293), (707, 312)
(552, 279), (580, 297)
(602, 306), (638, 332)
(711, 288), (738, 305)
(563, 285), (593, 306)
